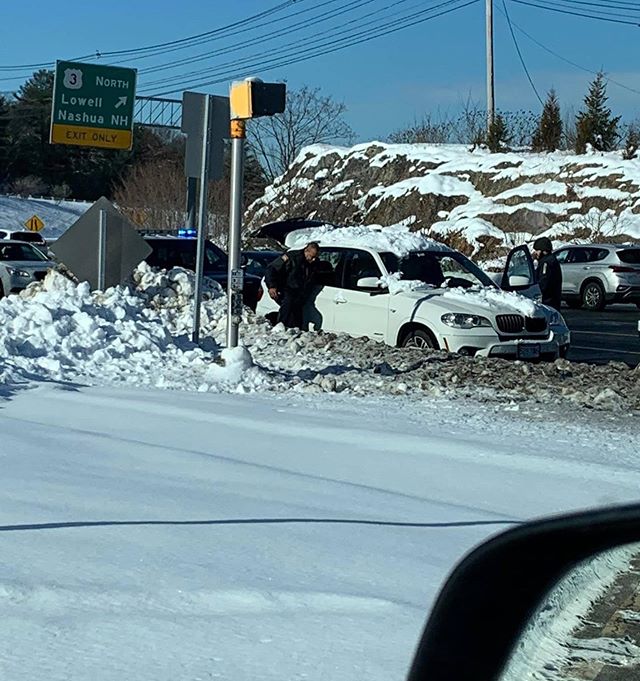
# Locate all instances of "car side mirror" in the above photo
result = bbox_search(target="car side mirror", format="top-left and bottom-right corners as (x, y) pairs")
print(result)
(356, 276), (381, 289)
(240, 254), (248, 267)
(407, 503), (640, 681)
(508, 275), (532, 288)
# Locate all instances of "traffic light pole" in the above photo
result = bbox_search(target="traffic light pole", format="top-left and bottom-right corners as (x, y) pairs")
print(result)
(226, 119), (246, 349)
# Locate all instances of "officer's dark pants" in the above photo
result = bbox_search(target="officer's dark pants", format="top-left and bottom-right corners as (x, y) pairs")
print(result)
(278, 290), (304, 329)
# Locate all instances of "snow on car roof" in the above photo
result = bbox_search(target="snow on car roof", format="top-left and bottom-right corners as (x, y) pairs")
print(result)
(284, 224), (452, 256)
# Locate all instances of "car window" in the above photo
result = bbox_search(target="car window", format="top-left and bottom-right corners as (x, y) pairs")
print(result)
(342, 250), (381, 290)
(11, 232), (45, 244)
(382, 250), (495, 288)
(315, 248), (343, 287)
(585, 248), (608, 262)
(0, 243), (48, 261)
(204, 243), (227, 269)
(555, 249), (570, 264)
(566, 248), (588, 264)
(506, 248), (533, 280)
(617, 248), (640, 264)
(0, 230), (7, 239)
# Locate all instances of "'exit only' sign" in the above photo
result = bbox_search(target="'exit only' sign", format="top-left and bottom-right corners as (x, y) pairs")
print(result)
(50, 60), (137, 150)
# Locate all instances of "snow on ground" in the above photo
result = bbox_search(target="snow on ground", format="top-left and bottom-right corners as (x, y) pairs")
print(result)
(1, 261), (640, 679)
(0, 195), (90, 240)
(1, 384), (640, 681)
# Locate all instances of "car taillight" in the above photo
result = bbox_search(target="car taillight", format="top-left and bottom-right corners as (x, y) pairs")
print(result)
(610, 265), (640, 273)
(256, 286), (263, 301)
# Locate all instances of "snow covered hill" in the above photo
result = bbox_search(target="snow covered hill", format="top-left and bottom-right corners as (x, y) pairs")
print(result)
(246, 143), (640, 260)
(0, 194), (91, 240)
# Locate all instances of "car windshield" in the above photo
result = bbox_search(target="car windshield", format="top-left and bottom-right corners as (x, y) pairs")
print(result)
(380, 250), (496, 288)
(0, 243), (48, 262)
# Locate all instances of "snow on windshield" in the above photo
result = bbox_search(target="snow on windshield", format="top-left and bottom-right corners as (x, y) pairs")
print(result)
(377, 272), (428, 295)
(285, 223), (450, 256)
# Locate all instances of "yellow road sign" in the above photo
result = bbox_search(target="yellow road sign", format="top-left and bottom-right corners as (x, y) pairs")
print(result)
(25, 215), (45, 232)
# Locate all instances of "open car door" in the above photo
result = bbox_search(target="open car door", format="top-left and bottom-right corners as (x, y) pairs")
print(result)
(500, 245), (541, 301)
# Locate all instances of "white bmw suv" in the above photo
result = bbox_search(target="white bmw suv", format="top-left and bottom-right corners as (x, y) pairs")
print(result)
(255, 224), (570, 361)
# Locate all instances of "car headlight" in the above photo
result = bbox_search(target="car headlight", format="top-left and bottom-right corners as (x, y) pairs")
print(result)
(6, 266), (30, 277)
(548, 310), (562, 325)
(441, 313), (492, 329)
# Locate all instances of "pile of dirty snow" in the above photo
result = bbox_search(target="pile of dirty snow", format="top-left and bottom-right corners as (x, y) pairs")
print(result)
(1, 264), (639, 415)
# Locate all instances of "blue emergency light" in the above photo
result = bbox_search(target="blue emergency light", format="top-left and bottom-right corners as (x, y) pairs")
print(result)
(177, 228), (197, 238)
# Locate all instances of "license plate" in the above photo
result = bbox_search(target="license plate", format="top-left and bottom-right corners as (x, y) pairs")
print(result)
(517, 344), (540, 359)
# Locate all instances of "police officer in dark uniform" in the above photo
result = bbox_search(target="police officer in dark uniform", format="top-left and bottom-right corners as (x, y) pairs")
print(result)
(265, 242), (320, 329)
(532, 236), (562, 310)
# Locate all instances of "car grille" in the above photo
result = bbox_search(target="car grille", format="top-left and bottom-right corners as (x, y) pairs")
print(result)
(34, 271), (47, 281)
(496, 314), (548, 334)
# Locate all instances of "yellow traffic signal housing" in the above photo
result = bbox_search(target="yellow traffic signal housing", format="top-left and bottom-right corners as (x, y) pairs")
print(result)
(230, 80), (286, 119)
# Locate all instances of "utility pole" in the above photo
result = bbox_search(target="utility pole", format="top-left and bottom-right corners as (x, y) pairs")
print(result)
(486, 0), (495, 132)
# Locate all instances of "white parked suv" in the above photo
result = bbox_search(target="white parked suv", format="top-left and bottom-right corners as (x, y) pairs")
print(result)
(255, 224), (571, 361)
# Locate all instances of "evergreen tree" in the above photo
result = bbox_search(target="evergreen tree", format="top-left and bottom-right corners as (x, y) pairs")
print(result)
(532, 90), (563, 152)
(7, 69), (56, 184)
(575, 73), (620, 153)
(623, 124), (640, 160)
(486, 114), (510, 153)
(0, 94), (11, 186)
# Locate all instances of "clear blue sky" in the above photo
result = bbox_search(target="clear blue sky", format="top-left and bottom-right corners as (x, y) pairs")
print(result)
(1, 0), (639, 141)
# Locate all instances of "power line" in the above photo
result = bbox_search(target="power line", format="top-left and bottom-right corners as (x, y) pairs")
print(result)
(136, 0), (383, 77)
(0, 0), (302, 73)
(138, 0), (437, 91)
(510, 0), (640, 25)
(146, 0), (479, 97)
(546, 0), (640, 11)
(501, 0), (543, 104)
(502, 2), (640, 96)
(139, 0), (470, 94)
(106, 0), (348, 67)
(545, 0), (640, 19)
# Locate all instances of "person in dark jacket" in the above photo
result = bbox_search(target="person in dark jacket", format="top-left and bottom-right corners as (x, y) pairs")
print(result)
(265, 242), (320, 328)
(532, 236), (562, 310)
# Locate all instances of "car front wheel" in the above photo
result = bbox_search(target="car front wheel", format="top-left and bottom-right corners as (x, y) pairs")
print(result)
(581, 281), (606, 311)
(401, 328), (437, 350)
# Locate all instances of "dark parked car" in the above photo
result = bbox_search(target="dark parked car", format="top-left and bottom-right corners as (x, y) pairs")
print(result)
(0, 229), (47, 246)
(142, 235), (262, 310)
(241, 249), (282, 278)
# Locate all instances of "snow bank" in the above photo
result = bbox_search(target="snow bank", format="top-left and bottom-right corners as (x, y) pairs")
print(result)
(0, 265), (266, 393)
(503, 543), (640, 681)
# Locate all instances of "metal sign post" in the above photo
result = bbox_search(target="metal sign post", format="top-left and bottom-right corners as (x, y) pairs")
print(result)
(192, 95), (212, 344)
(98, 209), (107, 290)
(227, 119), (246, 349)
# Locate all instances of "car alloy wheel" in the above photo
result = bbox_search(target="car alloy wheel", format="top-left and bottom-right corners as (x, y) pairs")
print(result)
(582, 282), (605, 311)
(402, 329), (436, 350)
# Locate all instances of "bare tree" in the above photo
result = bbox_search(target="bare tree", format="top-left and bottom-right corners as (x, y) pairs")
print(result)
(249, 85), (355, 182)
(113, 161), (186, 231)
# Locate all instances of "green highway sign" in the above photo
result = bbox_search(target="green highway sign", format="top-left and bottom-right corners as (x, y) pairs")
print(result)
(50, 60), (137, 150)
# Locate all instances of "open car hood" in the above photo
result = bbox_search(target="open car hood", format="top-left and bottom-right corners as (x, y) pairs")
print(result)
(250, 219), (337, 247)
